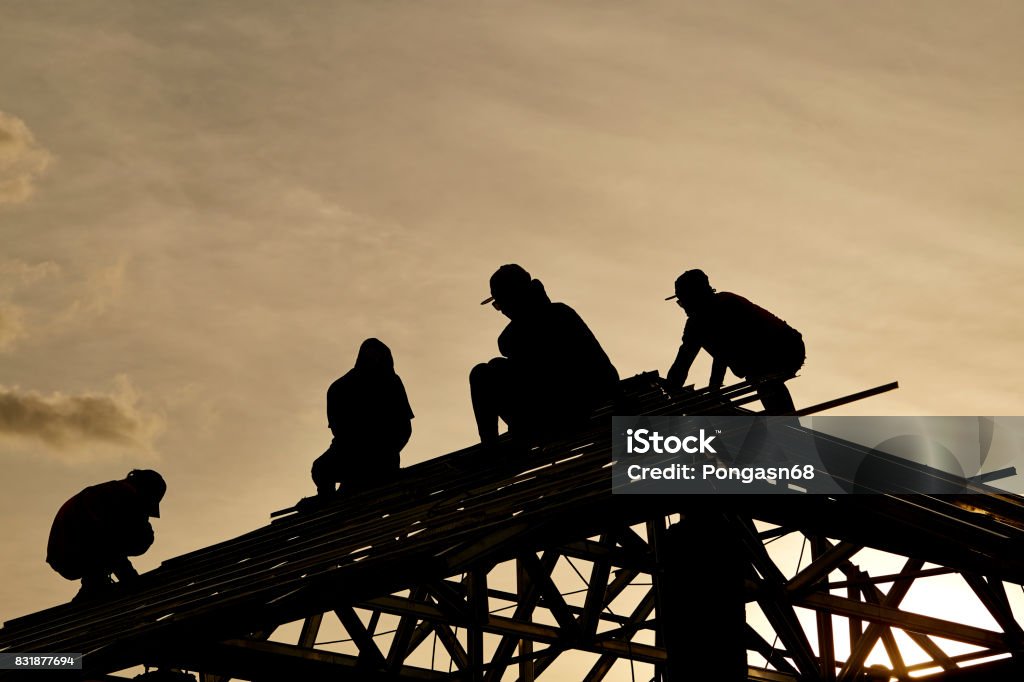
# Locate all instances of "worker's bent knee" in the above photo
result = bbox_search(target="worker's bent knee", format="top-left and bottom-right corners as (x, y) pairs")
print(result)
(470, 362), (491, 384)
(311, 453), (334, 486)
(471, 362), (505, 392)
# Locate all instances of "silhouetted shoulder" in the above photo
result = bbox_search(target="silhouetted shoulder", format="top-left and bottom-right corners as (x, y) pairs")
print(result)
(77, 480), (148, 520)
(548, 301), (585, 321)
(715, 291), (773, 316)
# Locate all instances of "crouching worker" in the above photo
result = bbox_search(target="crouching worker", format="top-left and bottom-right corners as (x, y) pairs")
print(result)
(46, 469), (166, 602)
(471, 264), (620, 447)
(665, 269), (805, 414)
(311, 338), (413, 498)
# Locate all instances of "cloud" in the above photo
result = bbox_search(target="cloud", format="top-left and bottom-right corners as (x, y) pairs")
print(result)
(0, 376), (163, 455)
(0, 261), (60, 349)
(0, 260), (61, 288)
(58, 256), (128, 321)
(0, 111), (52, 204)
(0, 302), (26, 351)
(0, 260), (60, 352)
(0, 258), (127, 350)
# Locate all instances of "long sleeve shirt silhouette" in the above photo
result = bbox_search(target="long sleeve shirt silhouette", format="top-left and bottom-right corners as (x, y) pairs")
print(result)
(497, 300), (619, 400)
(46, 480), (155, 580)
(670, 292), (803, 387)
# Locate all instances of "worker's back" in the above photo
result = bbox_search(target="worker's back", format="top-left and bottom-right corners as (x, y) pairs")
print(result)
(685, 291), (803, 379)
(46, 479), (154, 580)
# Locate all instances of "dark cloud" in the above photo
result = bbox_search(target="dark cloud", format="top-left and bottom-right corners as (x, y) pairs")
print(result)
(0, 381), (161, 452)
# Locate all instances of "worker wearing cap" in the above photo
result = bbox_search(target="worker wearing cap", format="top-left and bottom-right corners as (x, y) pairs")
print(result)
(665, 269), (805, 414)
(46, 469), (166, 601)
(471, 264), (620, 445)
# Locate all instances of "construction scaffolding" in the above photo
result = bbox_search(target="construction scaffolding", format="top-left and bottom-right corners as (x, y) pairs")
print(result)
(1, 373), (1022, 681)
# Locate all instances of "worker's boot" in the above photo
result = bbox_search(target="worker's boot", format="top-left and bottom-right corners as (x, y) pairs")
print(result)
(74, 573), (114, 603)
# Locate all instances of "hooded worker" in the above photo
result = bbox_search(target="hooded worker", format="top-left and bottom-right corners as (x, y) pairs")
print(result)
(46, 469), (166, 601)
(471, 264), (620, 445)
(311, 338), (414, 496)
(665, 269), (805, 414)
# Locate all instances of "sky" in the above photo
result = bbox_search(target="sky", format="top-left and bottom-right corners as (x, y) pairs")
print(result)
(1, 0), (1023, 672)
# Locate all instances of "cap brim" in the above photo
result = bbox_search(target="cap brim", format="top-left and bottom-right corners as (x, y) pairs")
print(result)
(480, 296), (495, 305)
(664, 294), (678, 301)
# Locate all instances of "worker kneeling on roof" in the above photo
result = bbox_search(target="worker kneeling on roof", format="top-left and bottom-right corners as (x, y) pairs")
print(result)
(665, 269), (805, 414)
(471, 264), (620, 446)
(46, 469), (166, 602)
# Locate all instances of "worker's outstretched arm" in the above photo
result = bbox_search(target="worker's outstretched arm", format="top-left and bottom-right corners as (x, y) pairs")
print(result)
(666, 343), (699, 388)
(709, 357), (727, 388)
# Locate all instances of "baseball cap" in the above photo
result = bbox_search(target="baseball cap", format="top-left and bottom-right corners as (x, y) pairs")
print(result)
(665, 269), (712, 300)
(481, 264), (531, 305)
(127, 469), (166, 518)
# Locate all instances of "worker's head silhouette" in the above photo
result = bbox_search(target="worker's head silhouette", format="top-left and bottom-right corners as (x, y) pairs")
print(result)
(355, 337), (395, 374)
(481, 264), (537, 319)
(126, 469), (166, 518)
(667, 269), (716, 314)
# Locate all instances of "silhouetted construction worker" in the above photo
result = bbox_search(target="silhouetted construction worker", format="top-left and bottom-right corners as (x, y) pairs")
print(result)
(46, 469), (166, 601)
(665, 269), (805, 414)
(471, 264), (620, 445)
(311, 338), (413, 497)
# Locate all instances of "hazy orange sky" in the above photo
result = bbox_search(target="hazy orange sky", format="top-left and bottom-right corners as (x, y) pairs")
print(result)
(1, 0), (1022, 656)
